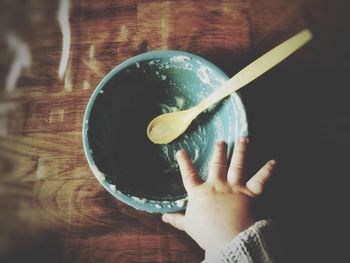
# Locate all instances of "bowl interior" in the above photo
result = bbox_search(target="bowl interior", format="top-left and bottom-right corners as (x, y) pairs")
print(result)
(84, 51), (248, 212)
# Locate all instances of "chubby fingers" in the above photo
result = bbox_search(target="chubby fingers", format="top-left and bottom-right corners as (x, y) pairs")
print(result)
(162, 213), (186, 231)
(208, 141), (228, 183)
(227, 137), (249, 185)
(246, 160), (277, 196)
(176, 150), (202, 192)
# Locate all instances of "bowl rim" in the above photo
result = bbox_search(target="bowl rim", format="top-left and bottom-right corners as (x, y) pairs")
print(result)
(82, 50), (248, 213)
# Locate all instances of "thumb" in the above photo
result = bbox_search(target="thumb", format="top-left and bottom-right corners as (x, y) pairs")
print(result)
(162, 213), (186, 231)
(246, 160), (277, 196)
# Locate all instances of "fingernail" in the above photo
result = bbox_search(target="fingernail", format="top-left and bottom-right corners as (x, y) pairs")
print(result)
(217, 140), (226, 146)
(270, 160), (277, 166)
(239, 137), (249, 143)
(162, 214), (169, 222)
(176, 150), (185, 158)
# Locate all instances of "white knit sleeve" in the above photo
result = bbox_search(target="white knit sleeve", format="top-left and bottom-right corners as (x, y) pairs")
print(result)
(203, 220), (275, 263)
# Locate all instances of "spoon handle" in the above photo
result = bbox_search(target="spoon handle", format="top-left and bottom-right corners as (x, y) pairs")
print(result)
(196, 29), (313, 112)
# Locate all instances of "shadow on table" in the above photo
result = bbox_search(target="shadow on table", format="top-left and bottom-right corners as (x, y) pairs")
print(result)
(194, 26), (350, 263)
(0, 231), (63, 263)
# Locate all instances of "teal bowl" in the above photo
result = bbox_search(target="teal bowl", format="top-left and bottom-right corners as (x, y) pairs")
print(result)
(82, 50), (248, 213)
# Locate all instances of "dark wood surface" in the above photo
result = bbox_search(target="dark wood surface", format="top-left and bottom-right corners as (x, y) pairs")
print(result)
(1, 0), (349, 262)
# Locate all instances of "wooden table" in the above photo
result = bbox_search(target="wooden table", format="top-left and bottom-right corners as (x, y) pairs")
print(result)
(1, 0), (349, 262)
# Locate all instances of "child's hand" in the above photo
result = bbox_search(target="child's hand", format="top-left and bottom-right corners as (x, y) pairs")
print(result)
(162, 138), (277, 253)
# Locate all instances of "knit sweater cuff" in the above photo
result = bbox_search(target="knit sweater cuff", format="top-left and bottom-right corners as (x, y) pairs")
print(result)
(204, 219), (274, 263)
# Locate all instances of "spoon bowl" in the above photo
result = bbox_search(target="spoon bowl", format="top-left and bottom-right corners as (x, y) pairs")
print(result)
(147, 108), (199, 144)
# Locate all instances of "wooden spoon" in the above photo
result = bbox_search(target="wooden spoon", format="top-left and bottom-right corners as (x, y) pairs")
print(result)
(147, 29), (313, 144)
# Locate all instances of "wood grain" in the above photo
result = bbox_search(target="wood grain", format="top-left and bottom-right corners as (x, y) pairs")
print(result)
(1, 0), (349, 262)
